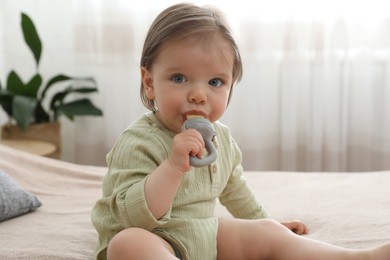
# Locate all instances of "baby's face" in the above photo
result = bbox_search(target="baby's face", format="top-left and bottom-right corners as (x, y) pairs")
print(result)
(142, 34), (234, 133)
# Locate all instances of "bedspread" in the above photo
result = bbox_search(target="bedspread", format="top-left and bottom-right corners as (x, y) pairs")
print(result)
(1, 144), (390, 259)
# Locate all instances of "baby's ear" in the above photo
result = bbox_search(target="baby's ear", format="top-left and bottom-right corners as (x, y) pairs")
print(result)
(141, 67), (154, 99)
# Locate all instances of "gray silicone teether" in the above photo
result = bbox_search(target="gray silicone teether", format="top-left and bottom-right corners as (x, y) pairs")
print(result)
(181, 117), (217, 167)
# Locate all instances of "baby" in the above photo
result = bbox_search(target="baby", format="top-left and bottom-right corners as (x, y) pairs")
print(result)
(91, 3), (390, 259)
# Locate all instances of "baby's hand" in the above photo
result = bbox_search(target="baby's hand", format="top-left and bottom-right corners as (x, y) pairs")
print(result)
(281, 220), (309, 235)
(168, 129), (205, 173)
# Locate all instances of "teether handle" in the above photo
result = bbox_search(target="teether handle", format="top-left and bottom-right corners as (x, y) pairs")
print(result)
(182, 117), (217, 167)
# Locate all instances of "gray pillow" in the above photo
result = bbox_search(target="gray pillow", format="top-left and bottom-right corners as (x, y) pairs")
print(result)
(0, 170), (42, 222)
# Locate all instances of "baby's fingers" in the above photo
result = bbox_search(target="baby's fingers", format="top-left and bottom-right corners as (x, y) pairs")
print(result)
(185, 129), (205, 157)
(292, 223), (309, 235)
(281, 220), (309, 235)
(292, 222), (309, 235)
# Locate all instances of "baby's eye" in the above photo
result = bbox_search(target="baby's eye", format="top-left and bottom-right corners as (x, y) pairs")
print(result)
(209, 78), (223, 88)
(171, 74), (186, 84)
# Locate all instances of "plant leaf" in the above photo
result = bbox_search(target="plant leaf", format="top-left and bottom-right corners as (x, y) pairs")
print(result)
(55, 98), (103, 121)
(12, 95), (38, 130)
(0, 89), (13, 117)
(40, 74), (72, 100)
(50, 86), (99, 108)
(41, 74), (98, 100)
(34, 102), (50, 123)
(59, 86), (98, 96)
(45, 74), (72, 88)
(25, 73), (42, 97)
(68, 87), (99, 94)
(49, 89), (69, 111)
(6, 71), (25, 94)
(21, 12), (42, 67)
(7, 71), (42, 97)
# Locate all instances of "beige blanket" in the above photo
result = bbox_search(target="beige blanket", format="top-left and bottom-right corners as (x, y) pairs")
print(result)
(0, 144), (106, 260)
(1, 144), (390, 259)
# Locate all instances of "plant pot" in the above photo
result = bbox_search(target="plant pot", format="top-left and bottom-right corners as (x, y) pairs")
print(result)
(1, 122), (61, 159)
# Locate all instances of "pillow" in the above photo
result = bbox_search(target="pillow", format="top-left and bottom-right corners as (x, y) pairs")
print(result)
(0, 170), (42, 222)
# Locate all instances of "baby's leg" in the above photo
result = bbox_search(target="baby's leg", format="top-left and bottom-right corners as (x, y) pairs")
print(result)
(107, 227), (178, 260)
(217, 218), (390, 260)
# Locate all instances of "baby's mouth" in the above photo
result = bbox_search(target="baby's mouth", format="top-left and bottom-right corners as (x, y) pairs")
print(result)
(183, 111), (208, 121)
(186, 114), (204, 120)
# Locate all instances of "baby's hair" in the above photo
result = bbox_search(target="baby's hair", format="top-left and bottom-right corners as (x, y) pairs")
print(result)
(140, 3), (243, 112)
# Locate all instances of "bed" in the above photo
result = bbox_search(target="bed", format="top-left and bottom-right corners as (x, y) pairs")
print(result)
(1, 143), (390, 259)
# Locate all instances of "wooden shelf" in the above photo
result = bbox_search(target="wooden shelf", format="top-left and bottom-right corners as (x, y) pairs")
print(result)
(0, 139), (57, 157)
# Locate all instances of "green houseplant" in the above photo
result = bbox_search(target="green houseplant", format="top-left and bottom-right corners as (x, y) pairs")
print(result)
(0, 12), (103, 131)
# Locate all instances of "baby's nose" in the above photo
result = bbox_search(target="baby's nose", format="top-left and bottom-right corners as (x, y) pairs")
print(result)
(188, 85), (207, 104)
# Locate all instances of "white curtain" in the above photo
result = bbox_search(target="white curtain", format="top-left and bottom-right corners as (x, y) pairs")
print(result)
(1, 0), (390, 172)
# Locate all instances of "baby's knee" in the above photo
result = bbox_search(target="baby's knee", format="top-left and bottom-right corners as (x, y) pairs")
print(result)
(107, 228), (149, 259)
(255, 218), (289, 234)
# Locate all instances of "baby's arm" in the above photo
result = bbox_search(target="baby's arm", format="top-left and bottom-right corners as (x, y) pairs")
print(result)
(144, 128), (204, 219)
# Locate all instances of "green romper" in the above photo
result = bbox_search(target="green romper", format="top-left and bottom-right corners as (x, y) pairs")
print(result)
(91, 112), (269, 260)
